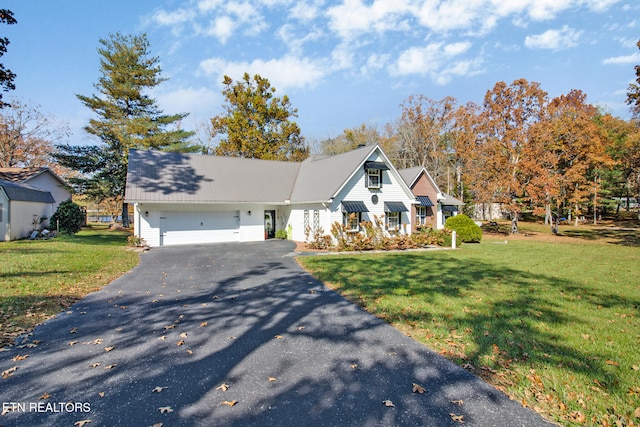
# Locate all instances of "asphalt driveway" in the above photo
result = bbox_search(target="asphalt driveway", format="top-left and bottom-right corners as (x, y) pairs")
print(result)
(0, 240), (552, 426)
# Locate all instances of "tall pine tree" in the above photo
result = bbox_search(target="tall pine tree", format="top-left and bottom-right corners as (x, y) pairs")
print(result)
(55, 33), (195, 226)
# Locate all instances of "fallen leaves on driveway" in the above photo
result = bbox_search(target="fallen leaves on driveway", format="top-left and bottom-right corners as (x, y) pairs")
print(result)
(2, 365), (18, 378)
(412, 383), (426, 394)
(450, 413), (465, 423)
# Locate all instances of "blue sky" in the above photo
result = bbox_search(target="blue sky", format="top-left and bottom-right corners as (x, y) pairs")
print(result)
(4, 0), (640, 148)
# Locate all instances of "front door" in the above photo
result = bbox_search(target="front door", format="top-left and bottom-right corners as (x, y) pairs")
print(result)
(264, 210), (276, 239)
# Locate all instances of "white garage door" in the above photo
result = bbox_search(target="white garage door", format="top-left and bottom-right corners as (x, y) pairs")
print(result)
(160, 210), (240, 246)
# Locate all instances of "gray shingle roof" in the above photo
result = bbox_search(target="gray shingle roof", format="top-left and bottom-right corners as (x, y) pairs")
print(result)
(441, 192), (464, 205)
(0, 167), (67, 187)
(125, 145), (406, 205)
(125, 150), (300, 203)
(289, 145), (376, 202)
(0, 179), (56, 203)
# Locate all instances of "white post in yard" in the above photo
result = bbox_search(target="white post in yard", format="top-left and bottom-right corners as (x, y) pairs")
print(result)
(452, 231), (457, 249)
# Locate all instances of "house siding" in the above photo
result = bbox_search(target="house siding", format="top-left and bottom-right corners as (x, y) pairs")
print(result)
(330, 153), (414, 235)
(134, 202), (275, 247)
(5, 200), (53, 241)
(287, 203), (328, 242)
(410, 172), (440, 230)
(24, 173), (71, 211)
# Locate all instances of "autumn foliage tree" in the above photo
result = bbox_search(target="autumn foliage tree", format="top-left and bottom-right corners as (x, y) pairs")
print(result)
(212, 73), (308, 161)
(473, 79), (548, 233)
(529, 90), (613, 228)
(396, 95), (458, 188)
(0, 98), (69, 168)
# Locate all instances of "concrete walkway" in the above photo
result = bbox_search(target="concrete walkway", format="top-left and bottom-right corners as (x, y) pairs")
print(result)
(0, 240), (552, 426)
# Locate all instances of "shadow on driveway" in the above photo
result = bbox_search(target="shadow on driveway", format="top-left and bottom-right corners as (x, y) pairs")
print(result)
(0, 240), (551, 426)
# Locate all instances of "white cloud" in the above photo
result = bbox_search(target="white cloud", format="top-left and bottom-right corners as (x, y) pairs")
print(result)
(326, 0), (411, 39)
(277, 23), (323, 54)
(586, 0), (620, 12)
(524, 25), (583, 50)
(199, 55), (327, 91)
(289, 0), (321, 21)
(153, 86), (220, 117)
(197, 0), (223, 13)
(202, 16), (236, 43)
(415, 0), (490, 33)
(603, 52), (640, 64)
(391, 41), (472, 76)
(360, 53), (390, 76)
(150, 8), (196, 26)
(389, 40), (484, 85)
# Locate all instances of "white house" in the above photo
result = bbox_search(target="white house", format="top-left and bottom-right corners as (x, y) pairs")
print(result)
(125, 145), (419, 247)
(0, 167), (71, 211)
(0, 168), (70, 241)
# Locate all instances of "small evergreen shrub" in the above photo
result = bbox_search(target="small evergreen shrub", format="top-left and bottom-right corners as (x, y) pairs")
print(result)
(275, 229), (288, 239)
(444, 214), (482, 243)
(51, 200), (85, 234)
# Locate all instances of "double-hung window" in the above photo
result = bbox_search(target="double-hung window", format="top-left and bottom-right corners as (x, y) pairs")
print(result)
(343, 212), (361, 231)
(384, 202), (407, 231)
(364, 161), (388, 189)
(386, 212), (400, 231)
(416, 206), (427, 226)
(367, 169), (381, 189)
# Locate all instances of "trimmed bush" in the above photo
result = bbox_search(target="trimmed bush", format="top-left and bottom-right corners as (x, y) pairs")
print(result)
(445, 214), (482, 243)
(51, 200), (85, 234)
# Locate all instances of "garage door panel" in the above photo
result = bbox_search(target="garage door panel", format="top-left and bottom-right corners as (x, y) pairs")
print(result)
(160, 211), (240, 246)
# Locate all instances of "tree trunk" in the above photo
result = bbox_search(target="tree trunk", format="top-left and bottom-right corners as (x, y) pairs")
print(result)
(544, 204), (551, 225)
(511, 211), (518, 234)
(122, 202), (130, 228)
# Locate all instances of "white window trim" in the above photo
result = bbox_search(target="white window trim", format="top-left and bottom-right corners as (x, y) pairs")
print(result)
(343, 212), (361, 231)
(386, 211), (400, 231)
(416, 206), (427, 226)
(367, 169), (381, 189)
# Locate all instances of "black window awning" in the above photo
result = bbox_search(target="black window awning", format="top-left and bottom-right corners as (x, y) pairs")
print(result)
(342, 201), (369, 212)
(442, 205), (459, 212)
(384, 201), (408, 212)
(364, 161), (390, 171)
(416, 196), (434, 207)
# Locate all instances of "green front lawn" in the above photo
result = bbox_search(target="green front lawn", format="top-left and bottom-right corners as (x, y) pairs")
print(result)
(0, 225), (140, 347)
(298, 232), (640, 426)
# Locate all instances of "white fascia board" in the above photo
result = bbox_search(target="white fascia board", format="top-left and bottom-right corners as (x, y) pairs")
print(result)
(331, 145), (379, 199)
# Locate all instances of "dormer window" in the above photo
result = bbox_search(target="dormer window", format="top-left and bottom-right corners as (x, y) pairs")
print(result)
(367, 169), (381, 188)
(364, 161), (389, 189)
